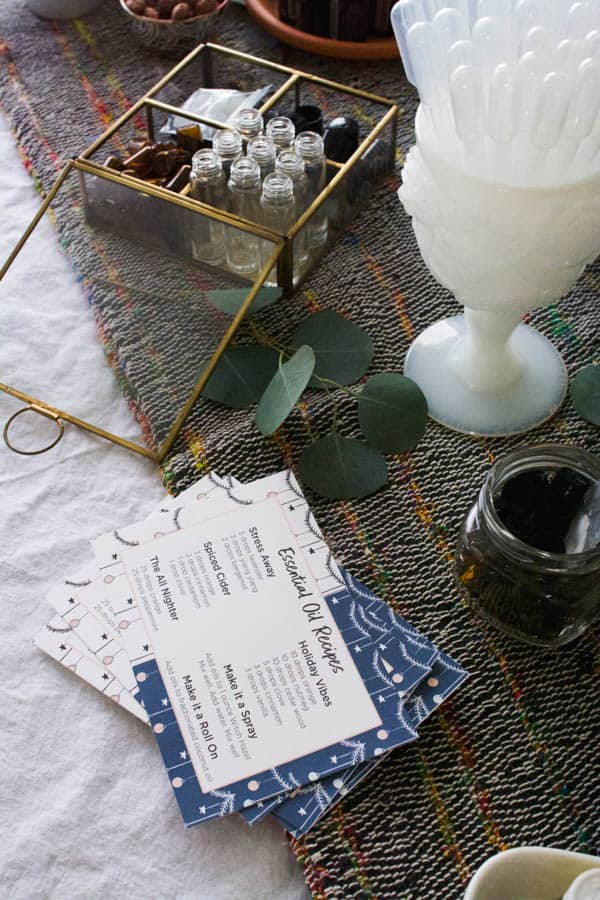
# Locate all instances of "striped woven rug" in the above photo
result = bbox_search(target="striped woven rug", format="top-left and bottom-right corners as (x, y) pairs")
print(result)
(1, 3), (599, 897)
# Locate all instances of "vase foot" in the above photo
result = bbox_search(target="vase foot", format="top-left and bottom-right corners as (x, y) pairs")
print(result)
(404, 316), (568, 437)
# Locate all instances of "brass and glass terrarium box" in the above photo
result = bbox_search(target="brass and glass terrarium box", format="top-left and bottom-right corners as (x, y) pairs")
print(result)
(0, 43), (399, 464)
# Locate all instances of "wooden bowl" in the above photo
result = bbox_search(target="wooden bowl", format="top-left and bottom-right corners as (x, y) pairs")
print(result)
(246, 0), (399, 61)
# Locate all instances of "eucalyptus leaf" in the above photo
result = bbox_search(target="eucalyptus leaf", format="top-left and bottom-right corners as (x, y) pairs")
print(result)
(290, 309), (374, 388)
(358, 373), (428, 452)
(298, 433), (388, 500)
(255, 345), (315, 435)
(207, 286), (282, 317)
(202, 345), (279, 409)
(571, 365), (600, 426)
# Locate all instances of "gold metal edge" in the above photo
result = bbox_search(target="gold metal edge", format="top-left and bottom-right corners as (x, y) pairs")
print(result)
(80, 43), (208, 159)
(0, 383), (158, 460)
(144, 41), (207, 99)
(79, 98), (147, 160)
(145, 96), (233, 133)
(0, 162), (73, 280)
(205, 43), (397, 107)
(258, 73), (301, 116)
(205, 41), (297, 77)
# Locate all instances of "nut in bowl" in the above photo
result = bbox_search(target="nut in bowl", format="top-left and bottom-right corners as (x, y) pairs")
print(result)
(119, 0), (229, 51)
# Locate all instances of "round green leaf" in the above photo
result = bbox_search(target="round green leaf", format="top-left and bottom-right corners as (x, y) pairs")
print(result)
(572, 365), (600, 426)
(290, 309), (374, 388)
(358, 373), (428, 453)
(255, 345), (315, 435)
(202, 345), (279, 409)
(298, 433), (388, 499)
(207, 286), (282, 317)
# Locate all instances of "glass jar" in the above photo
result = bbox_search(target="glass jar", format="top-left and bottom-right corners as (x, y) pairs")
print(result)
(231, 108), (264, 150)
(260, 172), (295, 284)
(275, 149), (309, 278)
(189, 149), (226, 266)
(266, 116), (296, 154)
(226, 156), (262, 277)
(248, 133), (277, 180)
(213, 128), (243, 181)
(455, 445), (600, 647)
(294, 131), (328, 248)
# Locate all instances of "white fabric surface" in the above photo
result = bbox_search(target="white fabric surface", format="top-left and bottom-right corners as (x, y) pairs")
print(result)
(0, 112), (309, 900)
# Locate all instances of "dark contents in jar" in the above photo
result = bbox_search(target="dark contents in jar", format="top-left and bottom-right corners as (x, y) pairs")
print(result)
(493, 467), (598, 554)
(456, 467), (600, 645)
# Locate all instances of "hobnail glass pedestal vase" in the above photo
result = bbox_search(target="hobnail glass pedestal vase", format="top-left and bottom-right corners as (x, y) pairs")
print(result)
(399, 107), (600, 437)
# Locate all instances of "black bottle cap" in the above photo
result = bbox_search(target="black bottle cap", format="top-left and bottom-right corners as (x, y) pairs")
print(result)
(290, 104), (324, 135)
(323, 116), (361, 163)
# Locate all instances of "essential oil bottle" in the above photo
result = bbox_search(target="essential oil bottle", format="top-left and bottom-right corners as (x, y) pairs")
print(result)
(276, 149), (310, 277)
(260, 172), (295, 283)
(213, 128), (243, 181)
(294, 130), (328, 248)
(226, 155), (262, 276)
(189, 148), (227, 266)
(248, 133), (277, 180)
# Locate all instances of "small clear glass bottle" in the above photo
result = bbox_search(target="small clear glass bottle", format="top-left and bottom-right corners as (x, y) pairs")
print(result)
(213, 128), (243, 181)
(226, 155), (262, 277)
(260, 172), (295, 283)
(455, 445), (600, 647)
(266, 115), (296, 154)
(232, 108), (264, 150)
(275, 149), (309, 277)
(248, 133), (277, 180)
(294, 130), (328, 248)
(189, 148), (226, 266)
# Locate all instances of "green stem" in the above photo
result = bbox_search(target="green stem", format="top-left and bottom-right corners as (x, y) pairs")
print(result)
(309, 376), (339, 436)
(312, 374), (359, 399)
(248, 319), (290, 357)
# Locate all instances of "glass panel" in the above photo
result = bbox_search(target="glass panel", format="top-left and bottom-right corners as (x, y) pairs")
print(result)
(151, 46), (290, 129)
(261, 75), (393, 159)
(291, 124), (397, 290)
(84, 108), (151, 169)
(0, 165), (282, 457)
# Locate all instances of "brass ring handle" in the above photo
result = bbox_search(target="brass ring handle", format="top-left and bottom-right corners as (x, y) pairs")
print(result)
(3, 405), (65, 456)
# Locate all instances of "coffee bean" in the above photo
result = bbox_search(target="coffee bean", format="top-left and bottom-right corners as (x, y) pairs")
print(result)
(171, 2), (192, 19)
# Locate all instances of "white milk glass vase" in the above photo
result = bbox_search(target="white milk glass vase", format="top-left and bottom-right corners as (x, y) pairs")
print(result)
(399, 107), (600, 436)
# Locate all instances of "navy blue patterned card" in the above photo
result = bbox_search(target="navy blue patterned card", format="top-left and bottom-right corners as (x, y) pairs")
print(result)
(272, 650), (469, 837)
(239, 569), (440, 825)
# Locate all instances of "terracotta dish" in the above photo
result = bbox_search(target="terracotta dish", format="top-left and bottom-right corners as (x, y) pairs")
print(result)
(246, 0), (399, 61)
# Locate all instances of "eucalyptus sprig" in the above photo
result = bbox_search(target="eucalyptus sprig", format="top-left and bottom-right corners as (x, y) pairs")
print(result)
(203, 288), (428, 500)
(571, 365), (600, 426)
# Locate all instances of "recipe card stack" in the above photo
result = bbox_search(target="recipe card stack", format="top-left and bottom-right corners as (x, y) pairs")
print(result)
(34, 470), (468, 837)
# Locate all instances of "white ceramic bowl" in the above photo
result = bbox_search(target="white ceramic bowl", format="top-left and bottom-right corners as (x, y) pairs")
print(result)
(119, 0), (229, 51)
(464, 847), (600, 900)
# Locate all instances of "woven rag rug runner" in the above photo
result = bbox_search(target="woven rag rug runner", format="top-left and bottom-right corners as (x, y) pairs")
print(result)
(1, 3), (599, 897)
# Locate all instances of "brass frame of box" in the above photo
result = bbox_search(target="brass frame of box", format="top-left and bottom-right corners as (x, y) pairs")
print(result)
(0, 42), (399, 465)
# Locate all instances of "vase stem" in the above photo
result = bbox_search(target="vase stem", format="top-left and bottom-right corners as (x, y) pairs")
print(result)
(457, 307), (524, 393)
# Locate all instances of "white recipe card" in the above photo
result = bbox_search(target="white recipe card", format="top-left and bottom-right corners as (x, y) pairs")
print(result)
(121, 495), (381, 794)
